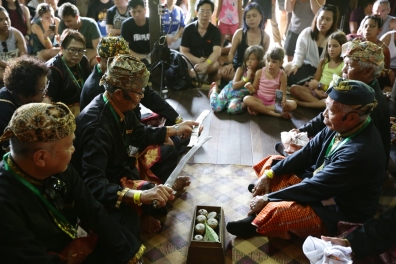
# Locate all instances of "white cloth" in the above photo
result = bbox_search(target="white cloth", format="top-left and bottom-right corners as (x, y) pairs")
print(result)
(303, 236), (353, 264)
(292, 27), (326, 68)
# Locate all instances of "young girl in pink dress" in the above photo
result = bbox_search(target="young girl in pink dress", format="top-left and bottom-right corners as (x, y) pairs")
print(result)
(244, 46), (297, 118)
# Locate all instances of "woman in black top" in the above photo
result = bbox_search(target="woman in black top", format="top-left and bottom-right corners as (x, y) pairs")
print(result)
(220, 2), (270, 81)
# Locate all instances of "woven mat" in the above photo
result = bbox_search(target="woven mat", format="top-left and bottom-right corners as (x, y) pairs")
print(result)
(141, 163), (396, 264)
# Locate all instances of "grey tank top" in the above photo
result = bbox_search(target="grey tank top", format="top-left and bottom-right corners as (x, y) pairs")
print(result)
(290, 0), (314, 34)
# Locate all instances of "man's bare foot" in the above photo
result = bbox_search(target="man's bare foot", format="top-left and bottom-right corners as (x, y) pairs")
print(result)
(140, 214), (161, 234)
(247, 107), (257, 116)
(172, 176), (191, 192)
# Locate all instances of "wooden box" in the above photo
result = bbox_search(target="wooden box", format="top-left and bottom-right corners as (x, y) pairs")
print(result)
(186, 205), (226, 264)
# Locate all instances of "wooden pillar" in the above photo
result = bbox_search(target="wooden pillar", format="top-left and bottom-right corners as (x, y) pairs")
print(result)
(148, 0), (161, 51)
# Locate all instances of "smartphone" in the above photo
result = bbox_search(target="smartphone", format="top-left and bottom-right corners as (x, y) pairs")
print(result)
(275, 90), (283, 113)
(49, 24), (56, 31)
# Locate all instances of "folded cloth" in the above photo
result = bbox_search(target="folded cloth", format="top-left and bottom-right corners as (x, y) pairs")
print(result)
(303, 236), (352, 264)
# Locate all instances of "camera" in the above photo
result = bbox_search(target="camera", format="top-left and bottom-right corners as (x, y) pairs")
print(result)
(49, 25), (55, 31)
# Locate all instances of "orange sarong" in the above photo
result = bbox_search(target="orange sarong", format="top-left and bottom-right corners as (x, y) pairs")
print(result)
(251, 155), (326, 239)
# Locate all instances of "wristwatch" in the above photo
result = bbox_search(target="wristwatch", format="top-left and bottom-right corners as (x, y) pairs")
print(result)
(318, 82), (323, 90)
(262, 194), (269, 202)
(174, 124), (180, 136)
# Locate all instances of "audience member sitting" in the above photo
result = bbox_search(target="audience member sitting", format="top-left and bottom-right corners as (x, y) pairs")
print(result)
(57, 2), (101, 67)
(349, 0), (374, 34)
(0, 56), (48, 156)
(120, 0), (150, 64)
(106, 0), (130, 37)
(284, 0), (315, 62)
(44, 29), (90, 117)
(380, 30), (396, 73)
(210, 45), (265, 114)
(31, 3), (61, 61)
(180, 0), (221, 84)
(72, 54), (196, 234)
(359, 15), (392, 89)
(290, 31), (347, 109)
(0, 7), (27, 82)
(2, 0), (31, 48)
(322, 206), (396, 261)
(227, 78), (386, 239)
(0, 102), (152, 263)
(244, 46), (297, 118)
(87, 0), (114, 36)
(284, 4), (339, 87)
(220, 2), (270, 82)
(162, 0), (185, 50)
(80, 36), (183, 127)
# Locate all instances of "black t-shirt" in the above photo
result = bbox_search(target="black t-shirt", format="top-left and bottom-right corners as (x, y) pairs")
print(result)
(106, 5), (131, 29)
(87, 0), (114, 21)
(181, 21), (221, 58)
(120, 17), (150, 54)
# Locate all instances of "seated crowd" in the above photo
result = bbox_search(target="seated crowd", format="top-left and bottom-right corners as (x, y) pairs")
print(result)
(0, 0), (396, 262)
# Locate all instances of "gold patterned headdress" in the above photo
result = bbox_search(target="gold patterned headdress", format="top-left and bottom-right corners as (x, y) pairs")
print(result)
(341, 40), (384, 66)
(0, 102), (76, 143)
(97, 36), (130, 58)
(100, 54), (150, 90)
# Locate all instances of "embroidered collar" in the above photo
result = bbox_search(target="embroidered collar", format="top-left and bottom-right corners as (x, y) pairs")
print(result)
(103, 91), (125, 122)
(7, 155), (43, 186)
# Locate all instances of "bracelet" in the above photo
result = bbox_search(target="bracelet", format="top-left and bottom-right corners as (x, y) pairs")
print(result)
(174, 124), (180, 136)
(133, 191), (143, 206)
(115, 188), (130, 209)
(175, 115), (183, 124)
(206, 59), (212, 65)
(343, 238), (351, 247)
(264, 169), (274, 179)
(242, 76), (250, 82)
(44, 37), (50, 42)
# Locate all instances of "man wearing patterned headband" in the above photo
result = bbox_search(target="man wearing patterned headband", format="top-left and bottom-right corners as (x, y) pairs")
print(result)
(227, 79), (386, 240)
(73, 54), (199, 234)
(276, 40), (390, 167)
(80, 36), (183, 128)
(0, 102), (170, 263)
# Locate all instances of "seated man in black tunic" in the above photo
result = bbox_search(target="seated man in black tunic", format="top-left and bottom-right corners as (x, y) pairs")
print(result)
(0, 102), (174, 263)
(227, 79), (386, 239)
(72, 54), (198, 234)
(80, 36), (183, 127)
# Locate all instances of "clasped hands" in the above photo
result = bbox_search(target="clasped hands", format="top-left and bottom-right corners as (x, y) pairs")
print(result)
(248, 175), (271, 215)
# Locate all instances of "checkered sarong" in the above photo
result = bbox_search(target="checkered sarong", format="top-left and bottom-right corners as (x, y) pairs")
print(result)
(251, 155), (326, 239)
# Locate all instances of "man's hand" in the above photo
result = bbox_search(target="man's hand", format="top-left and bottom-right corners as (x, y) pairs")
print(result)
(321, 236), (351, 247)
(248, 195), (268, 215)
(195, 62), (209, 73)
(140, 185), (175, 207)
(252, 176), (271, 197)
(178, 120), (200, 138)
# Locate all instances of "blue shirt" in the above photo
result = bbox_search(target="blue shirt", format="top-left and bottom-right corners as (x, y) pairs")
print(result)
(161, 5), (185, 34)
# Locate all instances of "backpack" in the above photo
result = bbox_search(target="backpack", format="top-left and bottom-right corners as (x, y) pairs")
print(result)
(165, 49), (200, 91)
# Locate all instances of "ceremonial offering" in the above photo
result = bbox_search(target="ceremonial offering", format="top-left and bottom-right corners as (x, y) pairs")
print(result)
(196, 215), (206, 223)
(194, 235), (203, 241)
(207, 218), (218, 229)
(207, 211), (217, 219)
(195, 223), (205, 235)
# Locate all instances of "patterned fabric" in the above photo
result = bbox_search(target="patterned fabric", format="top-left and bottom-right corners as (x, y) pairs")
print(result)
(327, 78), (378, 111)
(341, 40), (384, 66)
(0, 102), (75, 143)
(252, 155), (325, 240)
(100, 54), (150, 90)
(210, 80), (250, 114)
(97, 36), (130, 58)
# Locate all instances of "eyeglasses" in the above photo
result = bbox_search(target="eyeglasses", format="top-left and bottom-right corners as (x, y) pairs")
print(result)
(45, 176), (67, 210)
(129, 87), (145, 98)
(37, 80), (50, 94)
(1, 42), (8, 52)
(66, 47), (86, 55)
(198, 9), (212, 14)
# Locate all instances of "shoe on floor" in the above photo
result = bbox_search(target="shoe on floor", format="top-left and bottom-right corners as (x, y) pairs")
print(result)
(274, 142), (286, 157)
